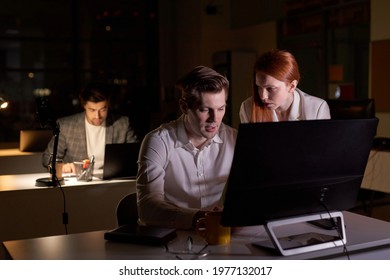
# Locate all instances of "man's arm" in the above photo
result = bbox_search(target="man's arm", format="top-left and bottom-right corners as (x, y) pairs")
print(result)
(136, 133), (198, 229)
(109, 115), (138, 143)
(42, 137), (54, 168)
(41, 113), (87, 170)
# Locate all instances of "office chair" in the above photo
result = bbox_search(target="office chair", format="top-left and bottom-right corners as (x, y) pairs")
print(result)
(116, 193), (138, 226)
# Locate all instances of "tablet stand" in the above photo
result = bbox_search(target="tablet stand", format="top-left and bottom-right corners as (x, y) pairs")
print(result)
(253, 211), (346, 256)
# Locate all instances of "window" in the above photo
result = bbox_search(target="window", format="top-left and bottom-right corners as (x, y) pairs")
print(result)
(0, 0), (158, 142)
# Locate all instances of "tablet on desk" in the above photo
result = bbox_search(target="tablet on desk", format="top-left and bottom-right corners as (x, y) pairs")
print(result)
(104, 224), (177, 246)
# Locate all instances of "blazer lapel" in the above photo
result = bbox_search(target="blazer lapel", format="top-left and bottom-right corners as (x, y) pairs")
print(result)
(78, 112), (89, 159)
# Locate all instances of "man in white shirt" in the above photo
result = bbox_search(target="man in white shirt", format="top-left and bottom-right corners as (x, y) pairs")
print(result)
(136, 66), (237, 229)
(42, 82), (138, 173)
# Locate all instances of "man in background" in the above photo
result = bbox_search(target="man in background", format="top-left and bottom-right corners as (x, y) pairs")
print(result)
(42, 82), (138, 173)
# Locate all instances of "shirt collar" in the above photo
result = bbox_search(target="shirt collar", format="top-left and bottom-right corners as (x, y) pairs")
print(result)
(288, 90), (301, 121)
(176, 115), (188, 146)
(270, 90), (301, 121)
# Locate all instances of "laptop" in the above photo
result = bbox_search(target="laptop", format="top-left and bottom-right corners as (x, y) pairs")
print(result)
(19, 129), (53, 152)
(101, 142), (141, 180)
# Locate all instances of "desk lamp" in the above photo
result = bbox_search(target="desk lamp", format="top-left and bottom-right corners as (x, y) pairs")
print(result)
(0, 96), (9, 109)
(34, 96), (62, 187)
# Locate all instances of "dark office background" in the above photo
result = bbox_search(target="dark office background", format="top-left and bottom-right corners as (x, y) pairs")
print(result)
(0, 0), (159, 141)
(0, 0), (371, 142)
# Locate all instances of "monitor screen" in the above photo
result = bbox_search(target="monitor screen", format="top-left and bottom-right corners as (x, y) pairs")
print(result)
(221, 118), (378, 227)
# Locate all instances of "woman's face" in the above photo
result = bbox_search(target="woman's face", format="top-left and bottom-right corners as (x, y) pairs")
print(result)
(255, 72), (297, 112)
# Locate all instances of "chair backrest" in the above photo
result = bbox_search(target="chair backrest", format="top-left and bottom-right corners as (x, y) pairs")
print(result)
(116, 193), (138, 226)
(326, 98), (375, 119)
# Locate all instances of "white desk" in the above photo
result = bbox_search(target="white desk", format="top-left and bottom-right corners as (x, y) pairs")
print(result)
(361, 149), (390, 193)
(0, 173), (136, 241)
(2, 212), (390, 260)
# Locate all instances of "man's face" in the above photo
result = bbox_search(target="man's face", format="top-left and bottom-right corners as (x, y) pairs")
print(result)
(183, 90), (227, 144)
(83, 100), (108, 126)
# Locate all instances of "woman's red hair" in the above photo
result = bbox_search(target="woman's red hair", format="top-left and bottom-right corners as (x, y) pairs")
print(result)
(250, 49), (301, 122)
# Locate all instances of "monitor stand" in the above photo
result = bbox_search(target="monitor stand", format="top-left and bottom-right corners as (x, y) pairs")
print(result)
(253, 211), (346, 256)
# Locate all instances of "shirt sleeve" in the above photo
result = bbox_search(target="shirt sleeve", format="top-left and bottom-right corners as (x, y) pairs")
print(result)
(136, 132), (198, 229)
(317, 100), (331, 120)
(41, 118), (69, 167)
(124, 118), (139, 143)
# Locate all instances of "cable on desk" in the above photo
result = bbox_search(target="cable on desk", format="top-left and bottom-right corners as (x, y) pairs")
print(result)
(321, 202), (350, 260)
(54, 174), (68, 235)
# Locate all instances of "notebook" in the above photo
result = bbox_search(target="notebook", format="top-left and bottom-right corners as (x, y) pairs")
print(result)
(19, 129), (53, 152)
(104, 224), (177, 246)
(102, 142), (141, 180)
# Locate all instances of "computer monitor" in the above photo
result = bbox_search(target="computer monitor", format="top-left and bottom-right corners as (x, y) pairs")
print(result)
(221, 119), (378, 255)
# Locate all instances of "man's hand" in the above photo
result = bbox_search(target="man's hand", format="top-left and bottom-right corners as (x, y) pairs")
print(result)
(192, 210), (208, 228)
(62, 163), (75, 173)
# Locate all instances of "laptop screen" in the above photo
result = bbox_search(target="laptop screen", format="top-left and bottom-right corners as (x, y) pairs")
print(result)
(102, 143), (140, 180)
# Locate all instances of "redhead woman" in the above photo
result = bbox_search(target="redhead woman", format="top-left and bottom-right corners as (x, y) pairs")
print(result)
(240, 49), (330, 123)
